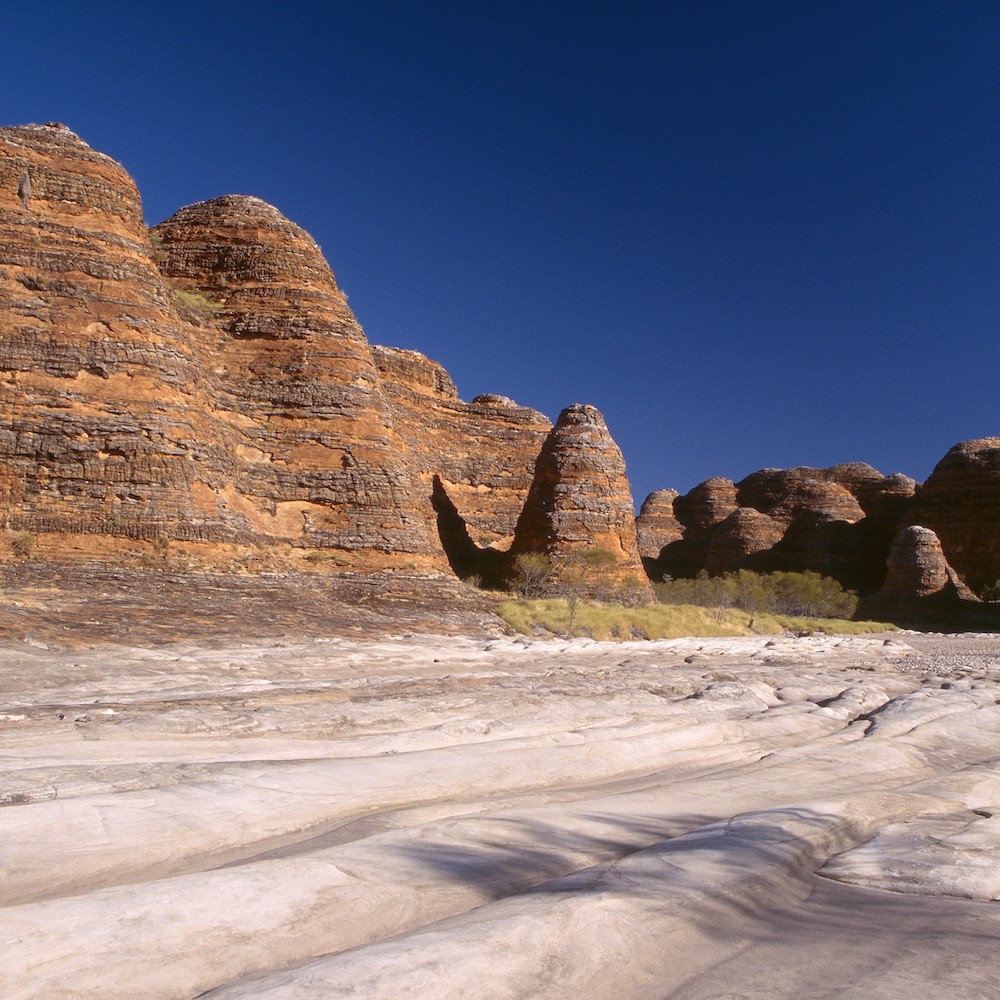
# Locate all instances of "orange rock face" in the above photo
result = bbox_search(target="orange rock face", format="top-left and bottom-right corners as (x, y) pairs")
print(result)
(0, 124), (237, 549)
(150, 196), (442, 567)
(372, 346), (551, 560)
(1, 125), (640, 584)
(511, 405), (651, 597)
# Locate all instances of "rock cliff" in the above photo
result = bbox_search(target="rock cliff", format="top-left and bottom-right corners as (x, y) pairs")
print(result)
(0, 124), (631, 587)
(371, 346), (551, 582)
(0, 124), (240, 554)
(857, 524), (978, 622)
(910, 438), (1000, 593)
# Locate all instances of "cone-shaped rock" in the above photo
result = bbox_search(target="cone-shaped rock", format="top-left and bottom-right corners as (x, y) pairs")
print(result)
(149, 195), (443, 567)
(635, 489), (682, 561)
(512, 404), (651, 597)
(858, 525), (978, 621)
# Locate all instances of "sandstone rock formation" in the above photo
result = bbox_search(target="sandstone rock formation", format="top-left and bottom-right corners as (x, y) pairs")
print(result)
(151, 195), (442, 567)
(372, 346), (550, 581)
(0, 124), (242, 553)
(646, 463), (917, 594)
(857, 525), (978, 621)
(0, 124), (634, 584)
(703, 507), (786, 575)
(511, 404), (651, 597)
(635, 489), (682, 561)
(910, 438), (1000, 593)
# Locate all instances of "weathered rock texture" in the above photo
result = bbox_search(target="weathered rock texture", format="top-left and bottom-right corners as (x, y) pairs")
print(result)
(150, 196), (441, 566)
(0, 124), (239, 551)
(646, 463), (917, 594)
(857, 525), (978, 621)
(910, 439), (1000, 593)
(635, 489), (682, 561)
(0, 124), (630, 582)
(372, 346), (551, 581)
(512, 404), (651, 597)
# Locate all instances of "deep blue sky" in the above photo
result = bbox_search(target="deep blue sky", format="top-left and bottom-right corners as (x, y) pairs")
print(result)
(5, 2), (999, 504)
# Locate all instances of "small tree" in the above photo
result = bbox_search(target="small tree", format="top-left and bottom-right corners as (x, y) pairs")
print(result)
(512, 552), (554, 597)
(556, 547), (620, 634)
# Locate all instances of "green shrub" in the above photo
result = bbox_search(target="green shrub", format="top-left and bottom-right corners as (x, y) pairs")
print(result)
(655, 569), (857, 620)
(512, 552), (553, 597)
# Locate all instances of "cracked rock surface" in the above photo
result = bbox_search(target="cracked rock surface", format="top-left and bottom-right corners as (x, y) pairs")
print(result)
(2, 631), (1000, 998)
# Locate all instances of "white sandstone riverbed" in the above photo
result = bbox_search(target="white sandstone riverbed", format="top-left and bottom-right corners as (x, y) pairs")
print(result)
(2, 631), (999, 998)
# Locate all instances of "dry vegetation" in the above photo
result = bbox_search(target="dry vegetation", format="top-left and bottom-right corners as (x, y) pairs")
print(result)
(496, 597), (896, 640)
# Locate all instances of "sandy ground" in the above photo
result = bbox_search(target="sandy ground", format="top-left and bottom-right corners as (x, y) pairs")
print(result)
(2, 630), (1000, 998)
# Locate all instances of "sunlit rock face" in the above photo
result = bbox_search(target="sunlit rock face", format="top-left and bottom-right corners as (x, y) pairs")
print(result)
(371, 345), (551, 578)
(151, 196), (445, 568)
(512, 404), (652, 597)
(5, 631), (1000, 998)
(0, 124), (245, 551)
(5, 125), (654, 577)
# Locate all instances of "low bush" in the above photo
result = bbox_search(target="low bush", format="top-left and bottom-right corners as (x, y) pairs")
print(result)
(655, 569), (857, 620)
(497, 598), (893, 641)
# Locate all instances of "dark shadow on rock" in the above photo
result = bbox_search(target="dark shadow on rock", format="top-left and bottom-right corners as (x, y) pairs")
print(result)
(431, 475), (507, 588)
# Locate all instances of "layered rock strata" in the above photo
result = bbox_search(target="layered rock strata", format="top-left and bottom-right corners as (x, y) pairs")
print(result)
(511, 404), (651, 597)
(0, 124), (633, 582)
(910, 439), (1000, 593)
(0, 124), (241, 550)
(857, 525), (978, 621)
(150, 196), (441, 566)
(635, 489), (682, 561)
(645, 463), (917, 594)
(371, 346), (551, 579)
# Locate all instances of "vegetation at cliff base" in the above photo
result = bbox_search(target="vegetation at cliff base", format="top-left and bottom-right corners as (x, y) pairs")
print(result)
(498, 566), (890, 640)
(496, 598), (895, 641)
(655, 569), (858, 620)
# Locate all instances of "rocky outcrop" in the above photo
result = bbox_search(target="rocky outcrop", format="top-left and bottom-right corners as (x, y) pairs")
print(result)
(910, 439), (1000, 593)
(704, 507), (786, 575)
(635, 489), (682, 561)
(151, 196), (442, 567)
(0, 123), (241, 552)
(0, 124), (639, 584)
(857, 525), (978, 621)
(372, 346), (551, 570)
(512, 405), (651, 597)
(647, 463), (917, 593)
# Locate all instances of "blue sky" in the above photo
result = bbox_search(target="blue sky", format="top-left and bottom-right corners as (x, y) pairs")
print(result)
(5, 2), (999, 505)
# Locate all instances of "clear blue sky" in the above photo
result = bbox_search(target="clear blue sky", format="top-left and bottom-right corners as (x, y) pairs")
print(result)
(5, 2), (999, 505)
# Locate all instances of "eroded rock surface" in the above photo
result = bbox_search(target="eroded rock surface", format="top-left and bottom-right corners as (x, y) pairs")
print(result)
(3, 632), (1000, 998)
(372, 346), (551, 579)
(650, 463), (917, 594)
(858, 525), (979, 623)
(0, 124), (633, 582)
(911, 438), (1000, 592)
(512, 404), (651, 595)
